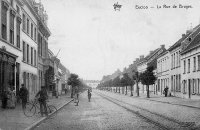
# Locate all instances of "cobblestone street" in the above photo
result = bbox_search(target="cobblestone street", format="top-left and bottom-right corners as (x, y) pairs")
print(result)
(33, 90), (200, 130)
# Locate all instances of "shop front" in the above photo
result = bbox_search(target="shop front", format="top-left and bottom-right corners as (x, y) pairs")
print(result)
(0, 48), (17, 97)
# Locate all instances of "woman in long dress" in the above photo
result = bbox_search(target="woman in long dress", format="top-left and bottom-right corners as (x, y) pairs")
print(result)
(7, 87), (16, 109)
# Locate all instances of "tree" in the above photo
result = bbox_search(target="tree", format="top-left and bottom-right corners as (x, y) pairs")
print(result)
(132, 70), (140, 97)
(140, 66), (156, 98)
(67, 73), (80, 98)
(113, 76), (121, 93)
(120, 73), (134, 95)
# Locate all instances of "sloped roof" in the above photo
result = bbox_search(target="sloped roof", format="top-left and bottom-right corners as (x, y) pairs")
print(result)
(157, 51), (169, 60)
(181, 33), (200, 54)
(168, 33), (190, 51)
(137, 47), (164, 66)
(145, 48), (160, 61)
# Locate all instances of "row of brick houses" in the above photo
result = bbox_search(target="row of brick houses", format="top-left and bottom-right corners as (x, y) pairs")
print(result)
(100, 23), (200, 99)
(132, 24), (200, 99)
(0, 0), (70, 100)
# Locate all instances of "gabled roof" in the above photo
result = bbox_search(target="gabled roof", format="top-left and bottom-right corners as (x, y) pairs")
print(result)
(157, 51), (169, 60)
(181, 33), (200, 54)
(168, 33), (190, 51)
(137, 47), (165, 66)
(145, 48), (160, 61)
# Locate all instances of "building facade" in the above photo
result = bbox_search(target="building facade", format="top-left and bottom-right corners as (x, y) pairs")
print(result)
(21, 0), (39, 100)
(157, 51), (171, 95)
(0, 0), (23, 98)
(181, 26), (200, 99)
(0, 0), (52, 100)
(137, 45), (166, 94)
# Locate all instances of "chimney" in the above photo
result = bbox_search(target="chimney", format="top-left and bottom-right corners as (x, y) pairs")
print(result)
(140, 55), (144, 60)
(150, 51), (153, 54)
(136, 58), (139, 61)
(160, 44), (165, 49)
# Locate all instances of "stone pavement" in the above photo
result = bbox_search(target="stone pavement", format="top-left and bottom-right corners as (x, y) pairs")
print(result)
(0, 94), (73, 130)
(106, 90), (200, 109)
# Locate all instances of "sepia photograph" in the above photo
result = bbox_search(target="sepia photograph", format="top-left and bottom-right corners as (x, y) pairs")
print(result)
(1, 0), (200, 129)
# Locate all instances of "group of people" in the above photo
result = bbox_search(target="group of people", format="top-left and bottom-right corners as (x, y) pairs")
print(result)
(73, 87), (92, 106)
(1, 84), (49, 117)
(1, 87), (16, 109)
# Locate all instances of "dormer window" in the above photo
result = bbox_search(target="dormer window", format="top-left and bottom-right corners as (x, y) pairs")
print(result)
(188, 37), (192, 41)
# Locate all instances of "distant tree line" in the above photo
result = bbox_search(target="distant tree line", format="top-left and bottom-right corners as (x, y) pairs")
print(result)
(97, 66), (156, 98)
(67, 73), (91, 98)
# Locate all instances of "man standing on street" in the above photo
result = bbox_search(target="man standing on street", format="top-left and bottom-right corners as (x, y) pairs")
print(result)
(164, 87), (169, 97)
(35, 86), (48, 116)
(19, 84), (28, 109)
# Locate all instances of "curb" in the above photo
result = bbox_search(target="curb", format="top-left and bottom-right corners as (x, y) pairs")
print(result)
(102, 90), (200, 110)
(24, 98), (74, 130)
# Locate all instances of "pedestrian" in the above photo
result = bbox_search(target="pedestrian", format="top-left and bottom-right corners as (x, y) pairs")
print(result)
(35, 86), (48, 116)
(19, 84), (28, 109)
(64, 87), (68, 94)
(1, 89), (8, 109)
(163, 87), (169, 97)
(88, 89), (92, 102)
(74, 86), (79, 106)
(7, 87), (16, 109)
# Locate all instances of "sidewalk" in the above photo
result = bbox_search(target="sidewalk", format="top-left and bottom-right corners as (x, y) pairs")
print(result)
(107, 90), (200, 109)
(0, 94), (73, 130)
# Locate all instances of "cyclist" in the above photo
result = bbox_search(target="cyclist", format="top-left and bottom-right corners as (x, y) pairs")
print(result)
(35, 86), (48, 116)
(88, 89), (92, 102)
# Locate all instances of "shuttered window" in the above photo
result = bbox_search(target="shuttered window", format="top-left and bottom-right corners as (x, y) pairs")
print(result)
(1, 2), (8, 40)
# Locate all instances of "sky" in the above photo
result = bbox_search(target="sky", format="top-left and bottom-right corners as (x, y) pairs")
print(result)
(39, 0), (200, 80)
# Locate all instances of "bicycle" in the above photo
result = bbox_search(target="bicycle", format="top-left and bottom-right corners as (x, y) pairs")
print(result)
(23, 98), (57, 118)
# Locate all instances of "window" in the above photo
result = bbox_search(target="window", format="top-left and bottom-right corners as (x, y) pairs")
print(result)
(188, 59), (190, 73)
(183, 80), (187, 94)
(22, 14), (26, 30)
(31, 47), (33, 65)
(198, 79), (200, 94)
(34, 50), (36, 66)
(176, 52), (178, 67)
(174, 53), (175, 68)
(10, 10), (15, 44)
(16, 5), (20, 13)
(179, 74), (181, 92)
(27, 18), (29, 34)
(16, 17), (21, 48)
(198, 55), (200, 70)
(27, 44), (29, 63)
(31, 23), (33, 38)
(179, 51), (181, 67)
(193, 57), (196, 72)
(183, 60), (186, 74)
(41, 37), (43, 56)
(1, 3), (8, 40)
(23, 41), (26, 61)
(171, 55), (173, 69)
(171, 76), (173, 91)
(38, 34), (41, 56)
(34, 27), (36, 41)
(193, 79), (195, 94)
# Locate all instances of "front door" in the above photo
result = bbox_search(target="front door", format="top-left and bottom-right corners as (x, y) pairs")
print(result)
(16, 63), (20, 101)
(188, 79), (191, 98)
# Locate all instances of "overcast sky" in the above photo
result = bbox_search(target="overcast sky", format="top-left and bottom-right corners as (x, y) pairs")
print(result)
(39, 0), (200, 80)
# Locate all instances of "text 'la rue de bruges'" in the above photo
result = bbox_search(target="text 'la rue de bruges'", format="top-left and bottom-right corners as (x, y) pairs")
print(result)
(135, 4), (192, 10)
